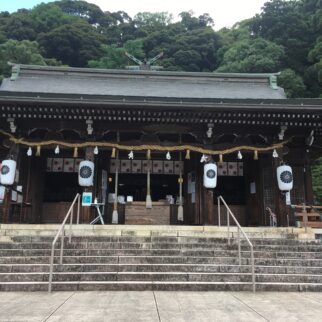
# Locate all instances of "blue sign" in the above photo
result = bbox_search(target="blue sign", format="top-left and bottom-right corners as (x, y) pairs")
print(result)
(82, 192), (92, 207)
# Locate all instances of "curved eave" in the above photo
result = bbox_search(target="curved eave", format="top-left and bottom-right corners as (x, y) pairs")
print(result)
(0, 92), (321, 113)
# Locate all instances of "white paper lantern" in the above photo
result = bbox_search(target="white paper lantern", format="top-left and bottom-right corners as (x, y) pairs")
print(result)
(78, 160), (94, 187)
(277, 165), (293, 191)
(0, 160), (17, 186)
(203, 163), (217, 188)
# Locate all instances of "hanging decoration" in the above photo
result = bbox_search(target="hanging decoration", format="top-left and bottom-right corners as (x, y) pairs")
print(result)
(253, 150), (258, 160)
(0, 159), (17, 186)
(277, 164), (293, 191)
(203, 163), (217, 188)
(128, 150), (134, 160)
(219, 154), (223, 163)
(272, 149), (279, 158)
(55, 145), (60, 155)
(166, 151), (171, 160)
(36, 146), (41, 157)
(237, 151), (243, 160)
(78, 160), (94, 187)
(200, 154), (207, 163)
(27, 147), (32, 156)
(111, 147), (116, 158)
(73, 147), (78, 158)
(0, 130), (291, 160)
(93, 146), (99, 155)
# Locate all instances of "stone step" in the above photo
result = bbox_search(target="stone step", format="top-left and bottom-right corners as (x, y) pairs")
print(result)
(2, 242), (322, 252)
(1, 248), (322, 259)
(9, 235), (321, 246)
(2, 263), (322, 276)
(0, 263), (321, 274)
(2, 255), (322, 267)
(0, 280), (322, 292)
(1, 271), (322, 284)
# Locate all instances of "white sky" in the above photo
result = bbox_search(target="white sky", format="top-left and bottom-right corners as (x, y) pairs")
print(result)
(1, 0), (268, 30)
(90, 0), (267, 30)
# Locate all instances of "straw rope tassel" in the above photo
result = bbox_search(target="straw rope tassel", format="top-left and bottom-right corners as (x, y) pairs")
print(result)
(254, 150), (259, 160)
(185, 149), (190, 160)
(35, 145), (41, 157)
(111, 147), (116, 158)
(178, 152), (184, 222)
(112, 150), (119, 224)
(146, 160), (152, 209)
(73, 147), (78, 158)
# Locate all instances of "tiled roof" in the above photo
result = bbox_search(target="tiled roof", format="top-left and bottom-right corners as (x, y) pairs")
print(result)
(0, 64), (286, 100)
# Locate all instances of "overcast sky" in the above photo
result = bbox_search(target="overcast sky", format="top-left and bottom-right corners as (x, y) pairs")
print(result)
(0, 0), (268, 30)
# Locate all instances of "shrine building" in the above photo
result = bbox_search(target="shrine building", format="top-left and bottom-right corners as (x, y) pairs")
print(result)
(0, 64), (321, 227)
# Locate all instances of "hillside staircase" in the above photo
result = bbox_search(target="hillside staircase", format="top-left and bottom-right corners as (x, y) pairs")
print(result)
(0, 225), (321, 292)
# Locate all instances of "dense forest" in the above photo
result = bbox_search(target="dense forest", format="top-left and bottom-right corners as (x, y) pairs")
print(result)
(0, 0), (322, 98)
(0, 0), (321, 203)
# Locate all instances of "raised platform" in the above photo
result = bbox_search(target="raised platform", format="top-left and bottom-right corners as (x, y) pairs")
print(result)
(0, 224), (317, 240)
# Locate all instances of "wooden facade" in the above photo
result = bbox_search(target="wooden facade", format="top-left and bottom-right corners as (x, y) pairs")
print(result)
(0, 65), (321, 226)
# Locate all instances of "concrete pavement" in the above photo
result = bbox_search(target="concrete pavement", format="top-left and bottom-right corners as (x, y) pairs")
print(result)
(0, 291), (321, 321)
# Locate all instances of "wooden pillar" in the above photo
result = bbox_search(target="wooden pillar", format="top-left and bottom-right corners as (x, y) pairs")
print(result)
(81, 147), (94, 223)
(304, 151), (314, 204)
(245, 157), (262, 226)
(1, 187), (11, 223)
(1, 144), (20, 223)
(29, 156), (46, 223)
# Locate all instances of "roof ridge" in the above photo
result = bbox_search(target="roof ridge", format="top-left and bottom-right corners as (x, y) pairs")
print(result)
(8, 63), (281, 80)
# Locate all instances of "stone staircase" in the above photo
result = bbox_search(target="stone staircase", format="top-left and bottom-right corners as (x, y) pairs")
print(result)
(0, 226), (322, 292)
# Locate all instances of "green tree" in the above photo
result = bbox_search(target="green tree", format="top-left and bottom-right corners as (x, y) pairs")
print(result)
(30, 3), (79, 33)
(88, 39), (144, 69)
(312, 157), (322, 204)
(308, 37), (322, 91)
(277, 69), (307, 98)
(0, 39), (60, 78)
(3, 9), (36, 41)
(37, 21), (104, 67)
(53, 0), (104, 24)
(216, 38), (284, 73)
(133, 12), (173, 32)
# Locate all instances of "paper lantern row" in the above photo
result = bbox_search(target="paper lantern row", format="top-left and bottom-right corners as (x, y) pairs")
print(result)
(46, 158), (82, 173)
(110, 160), (184, 175)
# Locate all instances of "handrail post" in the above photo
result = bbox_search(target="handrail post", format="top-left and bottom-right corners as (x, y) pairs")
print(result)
(77, 194), (80, 224)
(69, 206), (73, 243)
(218, 195), (255, 293)
(48, 193), (80, 293)
(238, 228), (241, 266)
(60, 230), (64, 265)
(218, 197), (221, 227)
(227, 209), (230, 245)
(251, 246), (255, 293)
(48, 244), (55, 292)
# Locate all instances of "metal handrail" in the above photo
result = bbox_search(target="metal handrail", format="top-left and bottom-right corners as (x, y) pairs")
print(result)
(217, 196), (255, 292)
(48, 193), (81, 292)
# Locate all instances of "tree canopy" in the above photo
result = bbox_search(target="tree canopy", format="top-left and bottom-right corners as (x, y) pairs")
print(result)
(0, 0), (321, 97)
